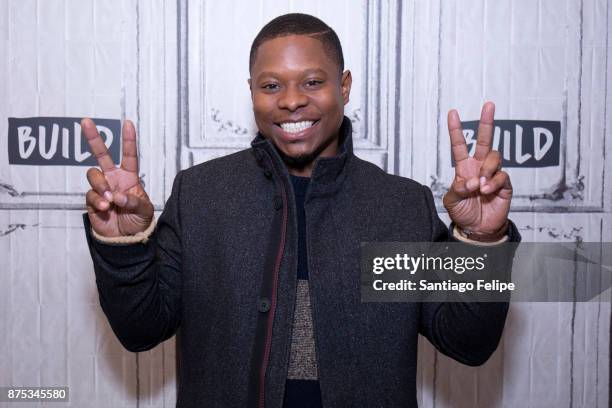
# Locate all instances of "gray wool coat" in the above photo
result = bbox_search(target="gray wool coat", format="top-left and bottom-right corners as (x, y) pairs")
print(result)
(84, 117), (520, 407)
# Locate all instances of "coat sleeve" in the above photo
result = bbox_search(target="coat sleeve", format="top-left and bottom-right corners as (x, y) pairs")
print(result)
(418, 185), (521, 366)
(82, 171), (184, 352)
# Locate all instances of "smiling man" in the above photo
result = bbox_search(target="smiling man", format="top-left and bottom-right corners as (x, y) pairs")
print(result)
(82, 13), (520, 408)
(248, 25), (351, 177)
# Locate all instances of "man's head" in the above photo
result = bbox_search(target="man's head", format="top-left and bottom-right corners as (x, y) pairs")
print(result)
(248, 13), (352, 176)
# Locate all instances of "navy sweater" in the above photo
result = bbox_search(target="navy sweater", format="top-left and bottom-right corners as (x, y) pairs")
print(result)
(283, 175), (323, 407)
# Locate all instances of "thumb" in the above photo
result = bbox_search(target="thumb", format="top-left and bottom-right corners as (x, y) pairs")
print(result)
(443, 177), (479, 209)
(112, 191), (153, 218)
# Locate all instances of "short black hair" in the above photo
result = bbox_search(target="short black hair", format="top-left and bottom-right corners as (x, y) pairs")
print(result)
(249, 13), (344, 75)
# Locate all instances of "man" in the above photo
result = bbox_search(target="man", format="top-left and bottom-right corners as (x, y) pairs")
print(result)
(83, 13), (519, 407)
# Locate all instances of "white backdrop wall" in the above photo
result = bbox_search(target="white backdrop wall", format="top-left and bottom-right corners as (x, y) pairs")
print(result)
(0, 0), (610, 407)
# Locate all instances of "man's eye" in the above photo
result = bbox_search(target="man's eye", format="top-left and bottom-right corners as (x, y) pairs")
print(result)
(262, 83), (279, 91)
(305, 80), (323, 87)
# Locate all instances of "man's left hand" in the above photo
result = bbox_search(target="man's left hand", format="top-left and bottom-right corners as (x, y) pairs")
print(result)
(443, 101), (512, 240)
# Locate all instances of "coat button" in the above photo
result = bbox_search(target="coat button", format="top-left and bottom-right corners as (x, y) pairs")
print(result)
(273, 195), (283, 210)
(263, 168), (272, 179)
(258, 297), (271, 313)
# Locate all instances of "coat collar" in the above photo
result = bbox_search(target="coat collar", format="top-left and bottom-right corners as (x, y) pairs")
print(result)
(250, 116), (354, 189)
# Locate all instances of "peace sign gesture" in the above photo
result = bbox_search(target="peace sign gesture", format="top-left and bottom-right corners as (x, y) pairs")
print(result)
(443, 102), (512, 240)
(83, 118), (154, 237)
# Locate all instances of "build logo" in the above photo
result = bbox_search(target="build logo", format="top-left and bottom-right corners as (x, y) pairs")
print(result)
(456, 120), (561, 167)
(8, 117), (121, 166)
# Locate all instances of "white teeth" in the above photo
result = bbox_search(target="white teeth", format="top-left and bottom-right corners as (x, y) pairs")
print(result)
(280, 121), (314, 133)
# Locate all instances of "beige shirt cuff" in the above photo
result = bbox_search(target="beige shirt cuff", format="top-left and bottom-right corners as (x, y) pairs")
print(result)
(91, 217), (157, 245)
(452, 225), (509, 246)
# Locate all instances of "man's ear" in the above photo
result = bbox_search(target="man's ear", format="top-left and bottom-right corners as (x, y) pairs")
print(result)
(248, 78), (253, 100)
(341, 70), (352, 105)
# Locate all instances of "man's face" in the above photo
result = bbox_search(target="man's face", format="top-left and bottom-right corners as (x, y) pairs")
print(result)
(249, 35), (351, 175)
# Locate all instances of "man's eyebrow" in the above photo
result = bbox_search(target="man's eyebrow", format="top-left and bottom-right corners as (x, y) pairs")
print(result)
(301, 68), (328, 76)
(254, 68), (328, 81)
(255, 72), (280, 80)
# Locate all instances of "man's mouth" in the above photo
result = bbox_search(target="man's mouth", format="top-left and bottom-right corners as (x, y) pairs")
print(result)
(278, 120), (317, 134)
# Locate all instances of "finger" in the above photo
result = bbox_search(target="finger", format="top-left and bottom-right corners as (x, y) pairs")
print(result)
(112, 191), (153, 217)
(86, 167), (113, 201)
(473, 101), (495, 161)
(478, 150), (502, 182)
(447, 109), (469, 163)
(120, 120), (139, 173)
(481, 170), (512, 198)
(82, 118), (116, 172)
(86, 189), (110, 212)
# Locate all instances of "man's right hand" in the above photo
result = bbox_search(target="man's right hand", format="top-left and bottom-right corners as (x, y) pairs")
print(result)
(83, 118), (154, 237)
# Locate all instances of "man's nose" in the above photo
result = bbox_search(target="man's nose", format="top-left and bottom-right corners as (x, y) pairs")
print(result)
(277, 86), (308, 111)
